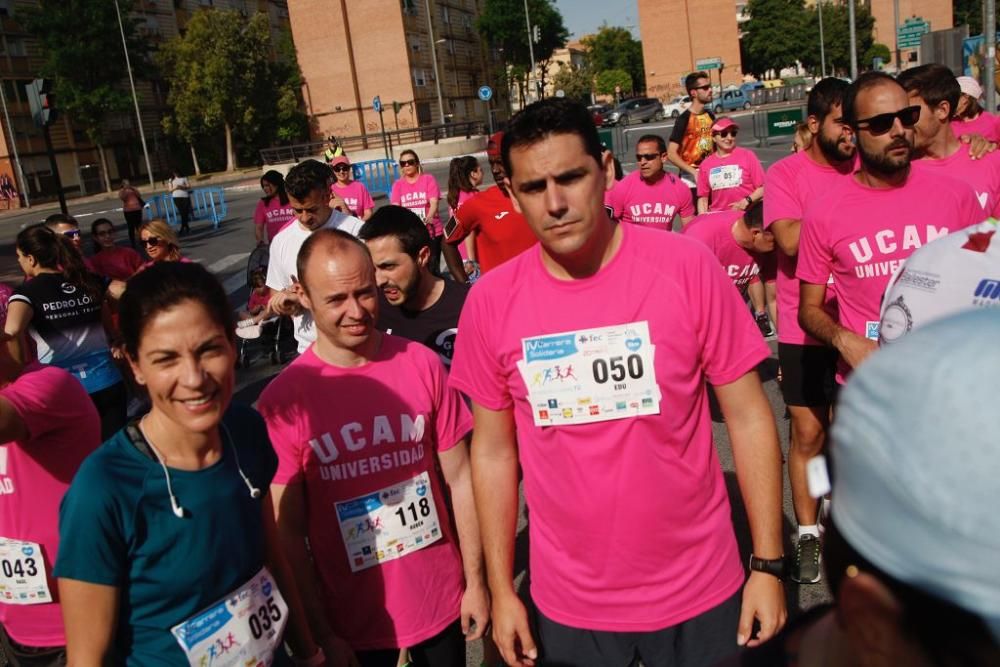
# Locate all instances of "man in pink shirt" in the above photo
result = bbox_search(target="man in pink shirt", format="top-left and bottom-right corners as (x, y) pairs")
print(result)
(764, 77), (855, 585)
(798, 72), (981, 386)
(682, 203), (775, 293)
(899, 64), (1000, 218)
(259, 230), (487, 666)
(605, 134), (694, 230)
(696, 118), (765, 214)
(450, 98), (786, 667)
(0, 348), (101, 661)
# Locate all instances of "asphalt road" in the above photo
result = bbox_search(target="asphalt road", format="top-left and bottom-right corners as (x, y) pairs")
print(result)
(0, 127), (829, 664)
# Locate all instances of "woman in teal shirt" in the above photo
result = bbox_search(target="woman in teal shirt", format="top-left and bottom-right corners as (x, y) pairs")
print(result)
(55, 263), (326, 666)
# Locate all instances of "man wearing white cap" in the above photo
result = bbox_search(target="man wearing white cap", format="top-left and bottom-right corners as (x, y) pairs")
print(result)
(717, 308), (1000, 666)
(951, 75), (1000, 143)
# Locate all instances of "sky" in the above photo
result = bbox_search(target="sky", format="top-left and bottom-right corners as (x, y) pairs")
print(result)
(553, 0), (641, 41)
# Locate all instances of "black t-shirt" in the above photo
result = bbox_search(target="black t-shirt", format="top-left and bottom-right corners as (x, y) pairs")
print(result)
(668, 108), (717, 168)
(376, 279), (468, 367)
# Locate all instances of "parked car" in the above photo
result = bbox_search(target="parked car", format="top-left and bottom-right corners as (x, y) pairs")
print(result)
(588, 103), (611, 127)
(602, 98), (664, 126)
(713, 88), (752, 112)
(662, 95), (691, 118)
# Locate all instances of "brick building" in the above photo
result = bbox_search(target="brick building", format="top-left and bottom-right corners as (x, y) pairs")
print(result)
(868, 0), (953, 70)
(287, 0), (498, 140)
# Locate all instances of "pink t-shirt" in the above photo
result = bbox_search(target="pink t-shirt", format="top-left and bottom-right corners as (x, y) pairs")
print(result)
(257, 336), (471, 650)
(88, 246), (144, 281)
(763, 150), (855, 345)
(391, 173), (442, 237)
(449, 189), (478, 261)
(950, 112), (1000, 143)
(331, 180), (375, 219)
(449, 222), (768, 631)
(696, 147), (765, 212)
(911, 143), (1000, 217)
(0, 364), (101, 646)
(682, 209), (763, 289)
(605, 170), (694, 230)
(253, 196), (296, 242)
(797, 168), (982, 382)
(247, 286), (271, 313)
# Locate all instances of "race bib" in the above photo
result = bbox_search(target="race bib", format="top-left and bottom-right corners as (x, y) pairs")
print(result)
(335, 471), (442, 573)
(0, 538), (50, 605)
(709, 164), (743, 190)
(170, 567), (287, 667)
(405, 205), (427, 220)
(518, 321), (661, 427)
(865, 321), (880, 341)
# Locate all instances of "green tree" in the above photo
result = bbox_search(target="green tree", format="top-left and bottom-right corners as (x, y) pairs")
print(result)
(954, 0), (983, 35)
(594, 69), (632, 97)
(863, 43), (892, 69)
(23, 0), (142, 192)
(158, 9), (292, 172)
(551, 63), (593, 103)
(742, 0), (808, 78)
(801, 2), (876, 75)
(580, 25), (645, 94)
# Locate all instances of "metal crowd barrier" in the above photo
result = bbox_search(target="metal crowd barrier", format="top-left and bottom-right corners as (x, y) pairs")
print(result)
(352, 159), (399, 197)
(144, 187), (229, 229)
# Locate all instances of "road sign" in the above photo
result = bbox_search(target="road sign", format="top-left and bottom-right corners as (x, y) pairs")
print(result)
(766, 107), (804, 137)
(373, 95), (382, 113)
(897, 17), (930, 49)
(478, 85), (493, 102)
(695, 57), (723, 71)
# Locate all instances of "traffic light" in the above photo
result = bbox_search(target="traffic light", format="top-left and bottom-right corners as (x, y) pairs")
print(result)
(392, 100), (401, 115)
(27, 79), (56, 127)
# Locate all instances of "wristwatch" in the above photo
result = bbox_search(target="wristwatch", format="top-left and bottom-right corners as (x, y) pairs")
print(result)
(748, 554), (786, 580)
(745, 195), (754, 206)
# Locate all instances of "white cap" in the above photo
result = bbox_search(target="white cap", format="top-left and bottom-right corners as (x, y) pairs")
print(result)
(831, 309), (1000, 642)
(957, 75), (984, 100)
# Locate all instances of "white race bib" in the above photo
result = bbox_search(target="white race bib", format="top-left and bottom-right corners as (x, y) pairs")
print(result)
(405, 206), (427, 220)
(518, 321), (661, 427)
(170, 567), (288, 667)
(708, 164), (743, 190)
(865, 320), (880, 341)
(335, 471), (442, 573)
(0, 538), (50, 605)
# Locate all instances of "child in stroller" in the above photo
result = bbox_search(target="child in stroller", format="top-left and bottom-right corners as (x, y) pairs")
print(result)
(235, 251), (284, 366)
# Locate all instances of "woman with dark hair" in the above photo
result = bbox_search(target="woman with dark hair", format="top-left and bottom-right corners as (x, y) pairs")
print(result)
(89, 218), (143, 282)
(446, 156), (483, 267)
(391, 150), (443, 274)
(54, 262), (325, 667)
(4, 224), (126, 439)
(118, 179), (145, 248)
(254, 170), (296, 245)
(169, 170), (193, 235)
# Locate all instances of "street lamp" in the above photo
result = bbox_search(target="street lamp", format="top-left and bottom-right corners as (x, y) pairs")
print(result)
(114, 0), (154, 188)
(523, 0), (536, 102)
(424, 0), (447, 125)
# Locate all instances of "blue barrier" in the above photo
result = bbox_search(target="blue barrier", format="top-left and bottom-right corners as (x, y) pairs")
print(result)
(352, 159), (398, 197)
(144, 187), (229, 229)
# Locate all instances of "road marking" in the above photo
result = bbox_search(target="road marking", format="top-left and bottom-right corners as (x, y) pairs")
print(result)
(206, 252), (250, 274)
(223, 271), (248, 296)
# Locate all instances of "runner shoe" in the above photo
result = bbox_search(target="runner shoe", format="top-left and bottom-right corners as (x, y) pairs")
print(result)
(755, 312), (775, 338)
(791, 533), (822, 584)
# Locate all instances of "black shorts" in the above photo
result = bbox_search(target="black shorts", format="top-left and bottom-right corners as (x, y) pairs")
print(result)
(778, 343), (838, 408)
(356, 620), (463, 667)
(535, 591), (741, 667)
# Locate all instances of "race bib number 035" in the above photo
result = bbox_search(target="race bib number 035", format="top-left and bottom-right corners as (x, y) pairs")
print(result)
(170, 567), (287, 667)
(335, 471), (442, 573)
(518, 321), (661, 427)
(0, 538), (50, 605)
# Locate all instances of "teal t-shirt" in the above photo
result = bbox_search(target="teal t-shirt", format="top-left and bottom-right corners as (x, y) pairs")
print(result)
(54, 404), (278, 665)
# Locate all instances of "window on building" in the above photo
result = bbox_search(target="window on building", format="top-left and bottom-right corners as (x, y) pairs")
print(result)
(412, 68), (426, 87)
(7, 39), (25, 57)
(409, 35), (421, 51)
(441, 5), (449, 23)
(0, 0), (11, 17)
(416, 101), (432, 124)
(401, 0), (417, 15)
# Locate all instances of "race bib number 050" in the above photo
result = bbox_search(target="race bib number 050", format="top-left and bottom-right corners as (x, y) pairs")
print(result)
(518, 321), (661, 427)
(0, 538), (50, 605)
(170, 567), (288, 667)
(335, 471), (442, 573)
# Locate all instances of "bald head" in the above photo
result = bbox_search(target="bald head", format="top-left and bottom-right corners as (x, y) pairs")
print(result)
(296, 228), (373, 292)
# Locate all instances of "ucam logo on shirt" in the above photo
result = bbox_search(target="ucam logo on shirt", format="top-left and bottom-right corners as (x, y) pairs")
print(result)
(848, 224), (951, 278)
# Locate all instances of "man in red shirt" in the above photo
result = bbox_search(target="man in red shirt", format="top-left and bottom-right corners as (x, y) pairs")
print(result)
(443, 132), (538, 281)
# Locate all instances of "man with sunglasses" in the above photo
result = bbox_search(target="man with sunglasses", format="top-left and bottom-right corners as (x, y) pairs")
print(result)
(898, 64), (1000, 218)
(605, 134), (694, 231)
(797, 73), (981, 389)
(44, 214), (95, 273)
(668, 72), (716, 196)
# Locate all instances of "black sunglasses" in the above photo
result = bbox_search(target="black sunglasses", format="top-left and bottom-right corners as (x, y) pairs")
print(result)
(693, 84), (712, 91)
(61, 229), (81, 239)
(332, 165), (351, 172)
(855, 105), (920, 135)
(141, 237), (161, 247)
(399, 159), (417, 167)
(635, 153), (661, 162)
(714, 129), (738, 138)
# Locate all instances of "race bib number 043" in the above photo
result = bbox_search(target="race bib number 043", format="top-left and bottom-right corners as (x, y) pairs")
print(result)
(170, 567), (288, 667)
(518, 321), (661, 427)
(335, 471), (442, 573)
(0, 538), (50, 605)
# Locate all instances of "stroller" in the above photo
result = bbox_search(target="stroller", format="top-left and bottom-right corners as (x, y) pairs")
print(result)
(235, 245), (285, 367)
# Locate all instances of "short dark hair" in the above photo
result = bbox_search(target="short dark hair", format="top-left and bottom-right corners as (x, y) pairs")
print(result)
(119, 262), (235, 359)
(685, 71), (709, 94)
(896, 64), (961, 120)
(44, 212), (77, 228)
(842, 71), (901, 128)
(743, 200), (764, 229)
(636, 134), (667, 153)
(807, 77), (850, 122)
(501, 98), (604, 179)
(357, 206), (431, 259)
(285, 159), (333, 201)
(296, 228), (371, 291)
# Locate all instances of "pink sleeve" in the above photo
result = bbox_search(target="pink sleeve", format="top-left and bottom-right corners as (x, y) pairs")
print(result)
(426, 175), (441, 199)
(427, 352), (473, 452)
(696, 161), (710, 196)
(390, 181), (402, 205)
(359, 183), (374, 211)
(795, 208), (832, 285)
(253, 200), (266, 226)
(763, 160), (800, 228)
(685, 244), (770, 384)
(676, 179), (695, 218)
(748, 151), (765, 189)
(258, 382), (306, 485)
(0, 367), (79, 442)
(448, 285), (512, 410)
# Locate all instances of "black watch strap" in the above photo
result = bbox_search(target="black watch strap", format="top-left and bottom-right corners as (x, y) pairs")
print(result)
(748, 554), (786, 580)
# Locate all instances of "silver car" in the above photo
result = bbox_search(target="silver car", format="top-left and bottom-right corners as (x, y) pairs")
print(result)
(602, 98), (664, 126)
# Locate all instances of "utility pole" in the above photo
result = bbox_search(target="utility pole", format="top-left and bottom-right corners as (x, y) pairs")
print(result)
(0, 79), (28, 207)
(114, 0), (154, 188)
(425, 0), (447, 124)
(848, 0), (858, 80)
(818, 0), (827, 78)
(892, 0), (901, 72)
(523, 0), (536, 102)
(988, 0), (997, 113)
